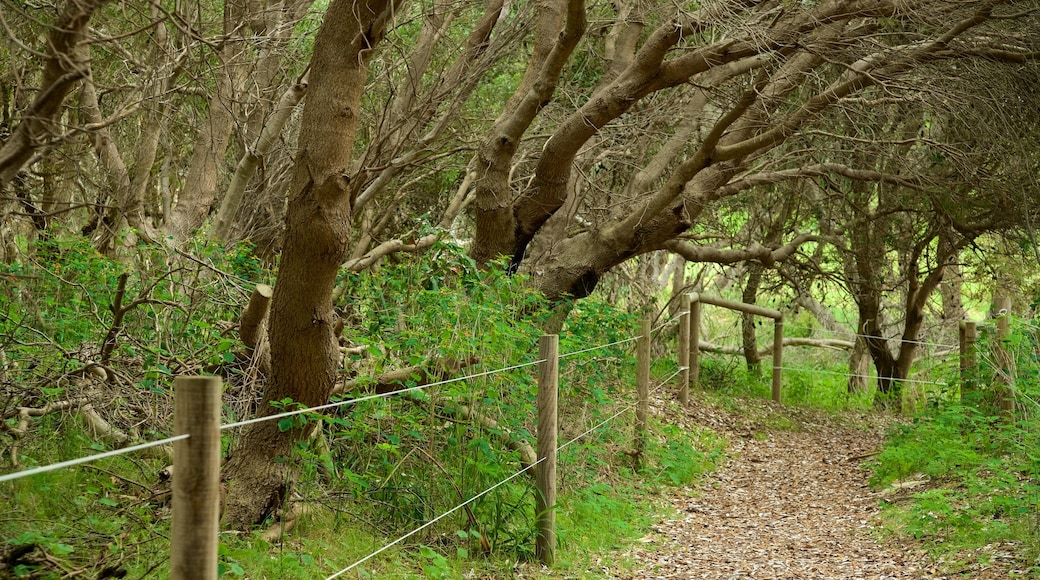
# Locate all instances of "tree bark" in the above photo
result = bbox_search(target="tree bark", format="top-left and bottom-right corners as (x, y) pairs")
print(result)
(741, 262), (764, 376)
(163, 0), (255, 240)
(0, 0), (108, 187)
(847, 335), (869, 394)
(470, 0), (586, 266)
(221, 0), (398, 529)
(209, 77), (309, 242)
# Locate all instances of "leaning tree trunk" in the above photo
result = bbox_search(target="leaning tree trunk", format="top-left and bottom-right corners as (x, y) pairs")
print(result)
(0, 0), (107, 187)
(871, 352), (900, 409)
(858, 297), (902, 410)
(220, 0), (397, 529)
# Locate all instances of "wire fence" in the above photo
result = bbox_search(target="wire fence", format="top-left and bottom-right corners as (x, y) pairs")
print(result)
(1, 293), (991, 577)
(651, 311), (688, 334)
(781, 323), (958, 350)
(0, 311), (964, 489)
(219, 359), (547, 431)
(1, 307), (690, 577)
(323, 361), (685, 579)
(0, 332), (655, 483)
(775, 366), (950, 387)
(0, 358), (552, 484)
(0, 433), (188, 484)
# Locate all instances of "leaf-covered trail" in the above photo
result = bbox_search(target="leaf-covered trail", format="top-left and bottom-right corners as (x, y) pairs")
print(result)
(611, 402), (998, 579)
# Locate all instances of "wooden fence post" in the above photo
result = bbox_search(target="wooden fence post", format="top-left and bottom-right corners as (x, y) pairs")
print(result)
(535, 334), (559, 566)
(678, 295), (691, 405)
(994, 314), (1015, 418)
(689, 296), (701, 393)
(171, 376), (222, 580)
(772, 316), (783, 403)
(634, 316), (651, 464)
(959, 320), (977, 403)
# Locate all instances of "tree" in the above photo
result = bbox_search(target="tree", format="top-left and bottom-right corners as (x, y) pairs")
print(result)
(220, 0), (400, 528)
(0, 0), (108, 188)
(468, 0), (1038, 306)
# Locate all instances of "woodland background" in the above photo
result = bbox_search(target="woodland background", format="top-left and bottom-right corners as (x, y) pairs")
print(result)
(2, 0), (1040, 576)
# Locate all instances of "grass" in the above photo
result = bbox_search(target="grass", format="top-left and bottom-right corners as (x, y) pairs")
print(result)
(869, 400), (1040, 577)
(1, 372), (728, 579)
(3, 281), (980, 579)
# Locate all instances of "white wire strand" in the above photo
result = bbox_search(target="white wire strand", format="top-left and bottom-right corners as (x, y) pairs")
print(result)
(221, 359), (546, 431)
(0, 434), (188, 484)
(776, 366), (949, 386)
(225, 331), (678, 432)
(325, 459), (542, 579)
(558, 336), (639, 359)
(780, 324), (958, 350)
(651, 312), (687, 334)
(0, 338), (651, 485)
(654, 367), (684, 389)
(325, 366), (684, 578)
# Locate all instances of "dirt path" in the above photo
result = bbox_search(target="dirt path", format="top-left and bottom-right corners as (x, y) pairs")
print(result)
(613, 402), (960, 579)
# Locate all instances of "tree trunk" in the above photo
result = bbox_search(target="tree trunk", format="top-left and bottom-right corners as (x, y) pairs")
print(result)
(0, 0), (107, 187)
(470, 0), (585, 267)
(871, 352), (900, 409)
(741, 262), (763, 376)
(847, 335), (869, 394)
(163, 0), (252, 240)
(857, 290), (902, 409)
(221, 0), (397, 529)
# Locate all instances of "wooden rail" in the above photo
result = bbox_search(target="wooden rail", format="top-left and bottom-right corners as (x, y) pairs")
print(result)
(688, 293), (784, 402)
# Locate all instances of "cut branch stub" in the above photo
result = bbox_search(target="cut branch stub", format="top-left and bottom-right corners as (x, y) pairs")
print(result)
(240, 284), (273, 349)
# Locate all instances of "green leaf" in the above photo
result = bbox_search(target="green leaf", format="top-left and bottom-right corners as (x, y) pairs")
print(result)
(98, 497), (118, 507)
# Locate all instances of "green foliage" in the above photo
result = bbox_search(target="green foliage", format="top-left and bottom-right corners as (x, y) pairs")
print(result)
(0, 237), (725, 578)
(646, 423), (725, 487)
(1, 427), (172, 577)
(0, 236), (274, 576)
(871, 319), (1040, 570)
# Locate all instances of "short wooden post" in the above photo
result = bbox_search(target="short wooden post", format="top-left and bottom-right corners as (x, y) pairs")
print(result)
(689, 297), (701, 392)
(239, 284), (273, 349)
(959, 320), (977, 402)
(535, 335), (559, 566)
(994, 314), (1015, 418)
(678, 295), (691, 405)
(634, 316), (651, 463)
(772, 316), (783, 403)
(171, 376), (222, 580)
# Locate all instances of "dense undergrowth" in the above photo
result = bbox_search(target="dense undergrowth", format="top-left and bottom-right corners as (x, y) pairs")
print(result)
(869, 318), (1040, 577)
(3, 235), (1037, 578)
(0, 237), (726, 578)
